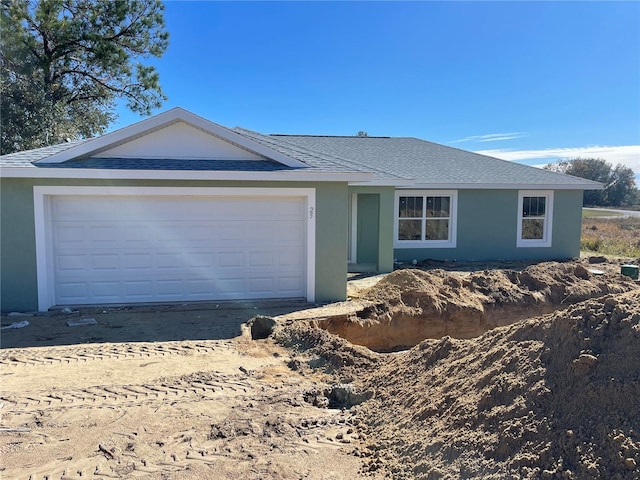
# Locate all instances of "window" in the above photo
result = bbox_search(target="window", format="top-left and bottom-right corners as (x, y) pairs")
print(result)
(395, 191), (457, 247)
(517, 191), (553, 247)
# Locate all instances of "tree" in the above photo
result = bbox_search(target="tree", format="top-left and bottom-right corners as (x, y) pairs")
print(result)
(356, 131), (369, 137)
(544, 158), (637, 207)
(607, 164), (637, 206)
(0, 0), (169, 154)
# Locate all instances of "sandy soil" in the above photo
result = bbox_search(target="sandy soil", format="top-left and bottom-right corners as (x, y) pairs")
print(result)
(355, 290), (640, 479)
(1, 258), (639, 479)
(303, 259), (640, 351)
(0, 335), (379, 479)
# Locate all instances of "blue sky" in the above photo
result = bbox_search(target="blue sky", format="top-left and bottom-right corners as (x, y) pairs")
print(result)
(113, 1), (640, 177)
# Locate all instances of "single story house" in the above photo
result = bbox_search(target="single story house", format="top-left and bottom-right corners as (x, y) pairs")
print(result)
(0, 108), (601, 312)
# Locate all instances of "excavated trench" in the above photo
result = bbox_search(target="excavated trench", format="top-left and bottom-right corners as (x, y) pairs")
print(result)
(310, 261), (640, 352)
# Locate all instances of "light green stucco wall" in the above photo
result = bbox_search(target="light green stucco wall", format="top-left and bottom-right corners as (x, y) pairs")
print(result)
(393, 189), (584, 263)
(1, 179), (39, 313)
(348, 186), (395, 272)
(0, 178), (348, 312)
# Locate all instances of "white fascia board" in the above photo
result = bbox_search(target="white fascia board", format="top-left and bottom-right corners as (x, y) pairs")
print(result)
(0, 166), (372, 183)
(349, 179), (415, 187)
(34, 107), (309, 169)
(405, 182), (604, 190)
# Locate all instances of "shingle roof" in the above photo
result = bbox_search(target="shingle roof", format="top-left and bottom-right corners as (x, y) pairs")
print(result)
(258, 135), (601, 188)
(233, 128), (408, 181)
(0, 140), (87, 167)
(39, 157), (290, 171)
(0, 123), (601, 189)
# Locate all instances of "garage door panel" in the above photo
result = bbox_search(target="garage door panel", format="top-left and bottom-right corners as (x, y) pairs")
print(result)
(124, 280), (154, 298)
(93, 281), (121, 299)
(218, 252), (245, 267)
(55, 225), (86, 244)
(279, 275), (305, 291)
(57, 254), (86, 272)
(50, 195), (307, 305)
(57, 282), (88, 302)
(214, 278), (245, 297)
(247, 277), (276, 293)
(156, 279), (184, 297)
(90, 225), (122, 244)
(123, 253), (153, 270)
(277, 223), (305, 243)
(248, 251), (274, 267)
(216, 225), (244, 242)
(182, 252), (213, 268)
(279, 250), (304, 266)
(91, 254), (120, 270)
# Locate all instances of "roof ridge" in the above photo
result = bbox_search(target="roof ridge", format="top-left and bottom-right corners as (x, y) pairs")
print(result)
(270, 134), (391, 139)
(234, 127), (338, 167)
(235, 128), (409, 180)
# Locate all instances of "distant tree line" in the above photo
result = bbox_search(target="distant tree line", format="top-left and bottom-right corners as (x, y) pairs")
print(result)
(544, 158), (637, 207)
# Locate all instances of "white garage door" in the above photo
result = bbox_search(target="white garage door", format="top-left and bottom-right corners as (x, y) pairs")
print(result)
(49, 195), (307, 305)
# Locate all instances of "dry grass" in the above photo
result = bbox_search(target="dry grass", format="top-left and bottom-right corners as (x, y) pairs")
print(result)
(581, 216), (640, 257)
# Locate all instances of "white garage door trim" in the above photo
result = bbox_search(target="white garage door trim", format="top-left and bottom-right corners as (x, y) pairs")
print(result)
(34, 186), (316, 311)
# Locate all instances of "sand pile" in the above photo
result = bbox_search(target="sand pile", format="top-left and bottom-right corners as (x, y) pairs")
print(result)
(274, 321), (383, 381)
(317, 261), (638, 350)
(354, 290), (640, 479)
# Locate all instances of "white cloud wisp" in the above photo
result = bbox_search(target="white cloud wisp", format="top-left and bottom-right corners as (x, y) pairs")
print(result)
(476, 145), (640, 173)
(452, 132), (526, 143)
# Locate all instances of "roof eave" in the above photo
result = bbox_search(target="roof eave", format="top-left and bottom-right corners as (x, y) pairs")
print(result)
(404, 182), (605, 190)
(349, 179), (415, 187)
(0, 166), (373, 183)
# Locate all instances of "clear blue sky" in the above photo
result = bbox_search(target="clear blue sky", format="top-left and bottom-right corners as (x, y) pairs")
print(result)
(113, 1), (640, 176)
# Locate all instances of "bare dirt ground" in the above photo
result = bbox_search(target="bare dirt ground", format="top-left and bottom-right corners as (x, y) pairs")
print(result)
(0, 300), (380, 480)
(307, 258), (639, 351)
(355, 289), (640, 479)
(1, 257), (639, 479)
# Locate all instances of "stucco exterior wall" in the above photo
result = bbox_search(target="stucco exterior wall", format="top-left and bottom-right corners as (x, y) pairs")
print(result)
(1, 178), (348, 312)
(393, 189), (584, 263)
(1, 179), (39, 312)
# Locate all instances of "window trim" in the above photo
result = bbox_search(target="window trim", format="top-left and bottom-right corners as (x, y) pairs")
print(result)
(394, 190), (457, 248)
(517, 190), (554, 248)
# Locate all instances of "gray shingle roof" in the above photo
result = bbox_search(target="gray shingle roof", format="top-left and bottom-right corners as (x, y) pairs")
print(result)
(0, 125), (601, 189)
(233, 128), (408, 181)
(0, 140), (87, 167)
(53, 157), (291, 171)
(259, 135), (601, 188)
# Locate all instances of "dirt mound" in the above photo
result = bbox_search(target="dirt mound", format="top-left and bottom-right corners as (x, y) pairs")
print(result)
(317, 261), (638, 351)
(274, 322), (382, 382)
(354, 290), (640, 479)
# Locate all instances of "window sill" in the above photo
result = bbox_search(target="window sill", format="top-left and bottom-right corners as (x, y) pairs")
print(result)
(517, 240), (552, 248)
(395, 241), (457, 249)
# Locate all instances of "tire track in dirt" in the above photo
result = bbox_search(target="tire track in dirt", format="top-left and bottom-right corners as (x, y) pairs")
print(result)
(0, 373), (254, 413)
(12, 454), (187, 480)
(0, 340), (226, 367)
(1, 336), (375, 479)
(3, 381), (366, 480)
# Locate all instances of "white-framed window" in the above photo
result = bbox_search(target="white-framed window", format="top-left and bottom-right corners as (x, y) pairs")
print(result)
(394, 190), (457, 248)
(517, 190), (554, 247)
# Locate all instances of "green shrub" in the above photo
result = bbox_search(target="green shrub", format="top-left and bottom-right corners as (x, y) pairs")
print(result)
(581, 237), (602, 252)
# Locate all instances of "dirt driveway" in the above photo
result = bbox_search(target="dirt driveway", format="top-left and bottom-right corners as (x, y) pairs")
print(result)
(0, 298), (382, 479)
(1, 300), (313, 350)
